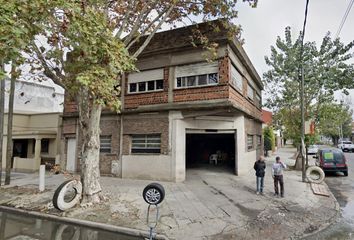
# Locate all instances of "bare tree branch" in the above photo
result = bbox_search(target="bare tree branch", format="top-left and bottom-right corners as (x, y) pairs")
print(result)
(132, 4), (175, 58)
(31, 41), (66, 89)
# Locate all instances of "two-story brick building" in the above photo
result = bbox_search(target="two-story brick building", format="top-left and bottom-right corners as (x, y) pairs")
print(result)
(62, 20), (263, 182)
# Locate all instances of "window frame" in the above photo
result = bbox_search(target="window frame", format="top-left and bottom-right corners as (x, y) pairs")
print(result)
(247, 134), (254, 150)
(247, 84), (254, 101)
(176, 73), (219, 89)
(230, 64), (243, 91)
(100, 135), (112, 153)
(131, 134), (161, 154)
(128, 79), (164, 94)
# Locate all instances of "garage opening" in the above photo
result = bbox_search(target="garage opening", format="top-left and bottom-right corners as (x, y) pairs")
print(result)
(186, 133), (236, 172)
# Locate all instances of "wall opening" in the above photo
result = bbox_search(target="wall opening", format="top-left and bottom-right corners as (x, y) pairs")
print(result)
(186, 133), (235, 172)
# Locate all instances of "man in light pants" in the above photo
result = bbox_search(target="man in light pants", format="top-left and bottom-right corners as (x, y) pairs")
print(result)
(272, 156), (287, 198)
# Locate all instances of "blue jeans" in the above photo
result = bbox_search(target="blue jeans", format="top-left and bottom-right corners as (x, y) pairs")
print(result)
(256, 177), (264, 193)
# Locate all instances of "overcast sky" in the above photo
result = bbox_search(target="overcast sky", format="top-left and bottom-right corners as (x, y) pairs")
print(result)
(235, 0), (354, 115)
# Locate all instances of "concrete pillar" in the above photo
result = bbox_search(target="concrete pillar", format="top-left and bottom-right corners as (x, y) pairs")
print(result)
(34, 138), (42, 168)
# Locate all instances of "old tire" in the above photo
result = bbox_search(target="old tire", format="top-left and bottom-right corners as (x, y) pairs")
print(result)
(143, 183), (165, 205)
(306, 166), (325, 184)
(53, 180), (82, 211)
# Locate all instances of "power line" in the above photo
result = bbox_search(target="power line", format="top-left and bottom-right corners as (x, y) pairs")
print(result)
(335, 0), (354, 38)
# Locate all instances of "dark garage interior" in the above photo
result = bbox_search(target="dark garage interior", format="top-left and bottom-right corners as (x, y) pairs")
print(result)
(186, 133), (235, 170)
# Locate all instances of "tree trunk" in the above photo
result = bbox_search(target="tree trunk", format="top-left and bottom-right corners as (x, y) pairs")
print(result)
(78, 88), (103, 203)
(5, 65), (15, 185)
(294, 148), (302, 170)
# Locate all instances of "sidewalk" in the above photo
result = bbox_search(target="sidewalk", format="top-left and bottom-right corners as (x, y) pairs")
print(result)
(0, 147), (339, 240)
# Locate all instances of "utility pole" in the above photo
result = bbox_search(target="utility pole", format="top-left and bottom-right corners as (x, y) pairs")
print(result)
(0, 61), (5, 186)
(300, 0), (310, 182)
(5, 64), (15, 185)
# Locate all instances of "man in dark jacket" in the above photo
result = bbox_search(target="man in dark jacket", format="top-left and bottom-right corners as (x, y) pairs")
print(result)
(254, 156), (266, 195)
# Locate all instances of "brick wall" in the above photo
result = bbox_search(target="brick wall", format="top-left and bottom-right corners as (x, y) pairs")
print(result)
(71, 116), (121, 175)
(122, 113), (169, 155)
(99, 117), (121, 174)
(124, 68), (169, 109)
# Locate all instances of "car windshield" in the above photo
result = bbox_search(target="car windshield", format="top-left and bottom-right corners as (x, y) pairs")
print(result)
(321, 150), (344, 163)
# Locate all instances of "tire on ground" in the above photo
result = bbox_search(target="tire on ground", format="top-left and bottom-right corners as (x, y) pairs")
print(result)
(143, 183), (165, 205)
(306, 166), (325, 184)
(53, 179), (82, 211)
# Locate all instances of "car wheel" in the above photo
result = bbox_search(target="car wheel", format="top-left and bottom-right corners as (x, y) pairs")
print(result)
(343, 171), (348, 177)
(53, 179), (82, 211)
(143, 183), (165, 205)
(306, 166), (325, 184)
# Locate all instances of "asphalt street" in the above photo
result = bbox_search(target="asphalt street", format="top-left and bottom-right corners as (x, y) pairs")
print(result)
(305, 152), (354, 240)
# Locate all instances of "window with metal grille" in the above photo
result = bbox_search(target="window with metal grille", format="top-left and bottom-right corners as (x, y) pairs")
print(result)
(176, 73), (219, 88)
(131, 134), (161, 154)
(247, 135), (254, 150)
(100, 136), (111, 153)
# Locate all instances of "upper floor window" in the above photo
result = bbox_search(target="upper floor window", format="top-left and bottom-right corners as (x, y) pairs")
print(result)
(176, 73), (218, 88)
(255, 93), (261, 107)
(175, 62), (219, 89)
(247, 84), (254, 100)
(129, 79), (163, 93)
(231, 64), (243, 91)
(128, 69), (164, 94)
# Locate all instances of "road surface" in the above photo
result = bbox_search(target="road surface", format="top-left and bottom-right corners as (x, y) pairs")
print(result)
(305, 152), (354, 240)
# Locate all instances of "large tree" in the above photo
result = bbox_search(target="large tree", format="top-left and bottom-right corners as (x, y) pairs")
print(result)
(0, 0), (258, 203)
(263, 27), (354, 168)
(317, 102), (353, 145)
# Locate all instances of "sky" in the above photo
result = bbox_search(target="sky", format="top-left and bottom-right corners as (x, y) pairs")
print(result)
(234, 0), (354, 115)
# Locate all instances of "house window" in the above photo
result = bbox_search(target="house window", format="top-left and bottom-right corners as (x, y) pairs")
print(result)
(231, 65), (243, 91)
(41, 139), (49, 153)
(257, 135), (262, 148)
(100, 136), (112, 153)
(247, 135), (254, 150)
(176, 73), (218, 88)
(256, 93), (261, 107)
(247, 84), (254, 100)
(128, 79), (164, 93)
(131, 134), (161, 154)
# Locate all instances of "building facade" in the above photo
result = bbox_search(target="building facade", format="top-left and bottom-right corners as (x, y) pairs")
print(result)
(62, 21), (263, 182)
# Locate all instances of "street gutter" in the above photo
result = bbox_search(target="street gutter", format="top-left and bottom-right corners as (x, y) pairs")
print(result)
(0, 205), (169, 240)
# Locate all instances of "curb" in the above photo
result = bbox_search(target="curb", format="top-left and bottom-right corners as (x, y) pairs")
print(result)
(0, 205), (169, 240)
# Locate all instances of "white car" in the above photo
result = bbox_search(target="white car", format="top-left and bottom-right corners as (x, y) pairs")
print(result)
(338, 141), (354, 152)
(308, 145), (319, 155)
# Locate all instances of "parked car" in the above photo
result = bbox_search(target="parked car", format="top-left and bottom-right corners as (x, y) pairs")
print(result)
(307, 145), (319, 155)
(315, 148), (348, 176)
(338, 141), (354, 152)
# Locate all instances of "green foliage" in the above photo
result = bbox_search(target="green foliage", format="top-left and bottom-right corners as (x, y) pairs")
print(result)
(263, 126), (275, 152)
(317, 102), (353, 140)
(264, 27), (354, 144)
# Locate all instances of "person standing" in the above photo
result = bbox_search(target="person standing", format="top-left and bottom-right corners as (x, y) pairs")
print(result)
(272, 156), (287, 197)
(254, 156), (266, 195)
